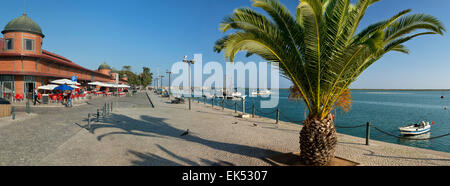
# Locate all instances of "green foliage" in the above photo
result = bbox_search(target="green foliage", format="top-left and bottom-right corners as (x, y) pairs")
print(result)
(215, 0), (445, 119)
(141, 67), (153, 86)
(119, 66), (153, 87)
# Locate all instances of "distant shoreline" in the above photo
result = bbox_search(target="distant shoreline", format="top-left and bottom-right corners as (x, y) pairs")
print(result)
(350, 89), (450, 91)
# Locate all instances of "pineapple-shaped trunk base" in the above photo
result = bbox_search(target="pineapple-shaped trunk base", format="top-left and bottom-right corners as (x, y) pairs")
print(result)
(299, 114), (337, 166)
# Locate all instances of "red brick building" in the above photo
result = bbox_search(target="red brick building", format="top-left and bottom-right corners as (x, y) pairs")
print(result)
(0, 13), (127, 100)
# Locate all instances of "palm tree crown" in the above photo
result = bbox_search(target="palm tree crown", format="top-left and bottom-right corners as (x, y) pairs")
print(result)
(214, 0), (445, 120)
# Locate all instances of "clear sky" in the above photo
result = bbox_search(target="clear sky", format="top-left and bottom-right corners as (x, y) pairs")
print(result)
(1, 0), (449, 89)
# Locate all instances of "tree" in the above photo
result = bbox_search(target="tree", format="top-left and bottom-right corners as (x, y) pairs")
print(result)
(141, 67), (153, 87)
(214, 0), (445, 165)
(120, 65), (140, 86)
(122, 66), (132, 72)
(119, 65), (153, 87)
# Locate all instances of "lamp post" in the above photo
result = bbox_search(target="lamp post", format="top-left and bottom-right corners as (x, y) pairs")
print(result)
(183, 56), (195, 110)
(159, 75), (164, 93)
(166, 69), (172, 97)
(155, 77), (160, 93)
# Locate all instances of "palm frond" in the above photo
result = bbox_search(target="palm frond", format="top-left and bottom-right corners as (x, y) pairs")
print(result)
(215, 0), (445, 120)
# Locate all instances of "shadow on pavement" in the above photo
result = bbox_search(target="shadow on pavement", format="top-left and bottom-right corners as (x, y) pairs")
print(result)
(90, 113), (281, 165)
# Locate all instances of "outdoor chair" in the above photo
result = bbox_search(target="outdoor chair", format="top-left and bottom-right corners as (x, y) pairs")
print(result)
(51, 95), (57, 103)
(14, 94), (24, 102)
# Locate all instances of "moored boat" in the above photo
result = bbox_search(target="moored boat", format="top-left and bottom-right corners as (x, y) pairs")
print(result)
(251, 89), (272, 96)
(399, 121), (431, 135)
(231, 92), (242, 97)
(258, 89), (272, 95)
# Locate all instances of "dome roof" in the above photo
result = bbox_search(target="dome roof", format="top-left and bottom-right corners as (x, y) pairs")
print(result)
(2, 13), (44, 37)
(98, 62), (111, 70)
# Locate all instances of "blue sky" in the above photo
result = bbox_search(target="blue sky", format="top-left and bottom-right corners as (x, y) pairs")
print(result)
(1, 0), (449, 89)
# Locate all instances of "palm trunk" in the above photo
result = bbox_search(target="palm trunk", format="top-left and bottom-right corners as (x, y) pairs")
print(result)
(299, 114), (337, 166)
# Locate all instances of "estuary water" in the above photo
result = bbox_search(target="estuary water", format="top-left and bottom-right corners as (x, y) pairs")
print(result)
(203, 89), (450, 153)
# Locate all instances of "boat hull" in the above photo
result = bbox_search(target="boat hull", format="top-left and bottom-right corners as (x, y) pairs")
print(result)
(399, 126), (431, 136)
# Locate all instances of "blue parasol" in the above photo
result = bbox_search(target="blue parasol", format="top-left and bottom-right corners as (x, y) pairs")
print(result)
(54, 84), (74, 91)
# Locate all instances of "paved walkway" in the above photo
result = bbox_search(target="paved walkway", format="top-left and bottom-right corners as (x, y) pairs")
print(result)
(1, 92), (449, 166)
(0, 94), (135, 165)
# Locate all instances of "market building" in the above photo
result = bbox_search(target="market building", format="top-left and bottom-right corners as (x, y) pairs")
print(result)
(0, 13), (127, 101)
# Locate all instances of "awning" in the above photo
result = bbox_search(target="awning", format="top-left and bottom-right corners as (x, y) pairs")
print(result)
(51, 79), (81, 85)
(37, 84), (59, 90)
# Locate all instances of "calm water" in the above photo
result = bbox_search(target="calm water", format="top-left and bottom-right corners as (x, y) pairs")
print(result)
(201, 89), (450, 153)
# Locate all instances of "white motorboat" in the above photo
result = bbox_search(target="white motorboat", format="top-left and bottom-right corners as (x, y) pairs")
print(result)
(258, 89), (272, 95)
(231, 92), (242, 97)
(251, 89), (272, 96)
(399, 121), (431, 135)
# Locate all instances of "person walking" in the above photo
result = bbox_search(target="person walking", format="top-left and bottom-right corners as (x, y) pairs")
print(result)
(67, 90), (73, 107)
(33, 89), (41, 105)
(63, 91), (67, 106)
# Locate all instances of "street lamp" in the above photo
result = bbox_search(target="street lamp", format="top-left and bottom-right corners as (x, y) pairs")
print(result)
(155, 77), (160, 92)
(166, 69), (172, 97)
(159, 75), (164, 94)
(183, 55), (195, 110)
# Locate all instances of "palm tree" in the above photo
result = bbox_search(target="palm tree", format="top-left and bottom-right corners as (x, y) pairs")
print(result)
(214, 0), (445, 165)
(122, 66), (132, 72)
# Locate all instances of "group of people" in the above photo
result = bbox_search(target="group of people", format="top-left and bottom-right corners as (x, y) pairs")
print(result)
(64, 90), (73, 107)
(32, 89), (75, 107)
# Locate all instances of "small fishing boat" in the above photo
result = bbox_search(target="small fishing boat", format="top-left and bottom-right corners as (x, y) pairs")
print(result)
(251, 90), (258, 96)
(258, 89), (272, 95)
(399, 121), (431, 136)
(231, 92), (242, 97)
(251, 89), (272, 96)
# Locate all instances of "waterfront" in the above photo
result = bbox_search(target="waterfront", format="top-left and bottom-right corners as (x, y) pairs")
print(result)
(0, 91), (449, 166)
(202, 89), (450, 153)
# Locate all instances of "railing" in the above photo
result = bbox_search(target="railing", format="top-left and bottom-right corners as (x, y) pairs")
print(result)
(193, 96), (450, 145)
(145, 91), (155, 108)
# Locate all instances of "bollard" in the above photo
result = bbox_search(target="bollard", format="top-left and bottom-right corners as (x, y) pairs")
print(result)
(188, 97), (191, 110)
(222, 98), (224, 111)
(26, 100), (30, 114)
(366, 122), (370, 145)
(234, 102), (237, 113)
(111, 102), (113, 112)
(212, 97), (214, 108)
(204, 97), (206, 104)
(11, 106), (15, 120)
(96, 109), (100, 122)
(242, 98), (245, 115)
(252, 104), (255, 118)
(276, 108), (280, 124)
(88, 113), (91, 133)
